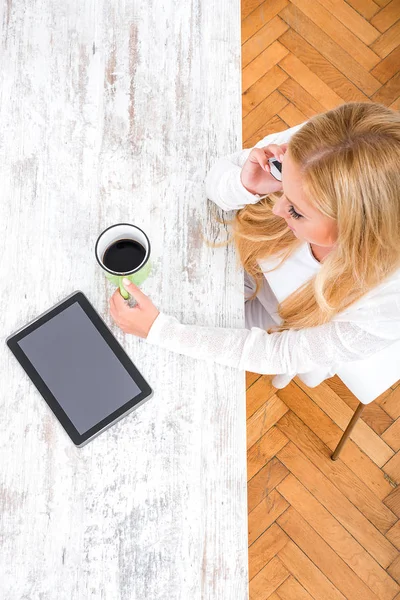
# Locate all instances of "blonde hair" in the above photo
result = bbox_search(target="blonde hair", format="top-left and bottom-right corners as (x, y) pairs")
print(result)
(207, 102), (400, 334)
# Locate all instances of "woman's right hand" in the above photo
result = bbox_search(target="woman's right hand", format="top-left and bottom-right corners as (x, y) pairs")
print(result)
(240, 143), (288, 196)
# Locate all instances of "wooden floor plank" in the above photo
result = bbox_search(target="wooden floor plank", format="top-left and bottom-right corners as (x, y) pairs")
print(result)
(242, 64), (289, 118)
(276, 411), (398, 534)
(315, 0), (381, 44)
(278, 77), (325, 117)
(386, 521), (400, 551)
(246, 371), (262, 390)
(247, 426), (289, 481)
(276, 576), (315, 600)
(242, 0), (266, 21)
(242, 0), (289, 44)
(242, 15), (289, 68)
(295, 379), (395, 467)
(278, 102), (308, 127)
(278, 28), (370, 103)
(242, 89), (288, 142)
(384, 452), (400, 485)
(249, 556), (290, 599)
(277, 442), (399, 568)
(277, 474), (400, 600)
(242, 40), (289, 92)
(248, 457), (290, 513)
(288, 0), (381, 71)
(248, 489), (289, 545)
(381, 387), (400, 420)
(370, 20), (400, 58)
(344, 0), (381, 19)
(371, 47), (400, 85)
(276, 382), (394, 499)
(278, 506), (393, 600)
(372, 72), (400, 106)
(370, 0), (400, 33)
(383, 419), (400, 452)
(246, 374), (276, 420)
(384, 487), (400, 518)
(278, 540), (347, 600)
(247, 394), (289, 450)
(244, 115), (288, 148)
(325, 376), (394, 436)
(278, 53), (345, 109)
(248, 523), (289, 581)
(388, 555), (400, 586)
(279, 3), (382, 95)
(374, 0), (393, 8)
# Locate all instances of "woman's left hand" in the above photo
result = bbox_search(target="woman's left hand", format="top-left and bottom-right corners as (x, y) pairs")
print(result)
(109, 278), (160, 338)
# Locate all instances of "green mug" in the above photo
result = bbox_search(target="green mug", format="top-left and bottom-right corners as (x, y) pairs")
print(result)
(95, 223), (152, 299)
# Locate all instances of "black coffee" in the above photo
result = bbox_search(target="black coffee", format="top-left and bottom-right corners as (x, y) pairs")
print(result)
(103, 239), (146, 273)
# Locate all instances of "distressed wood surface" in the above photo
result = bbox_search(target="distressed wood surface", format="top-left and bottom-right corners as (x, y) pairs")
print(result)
(0, 1), (248, 598)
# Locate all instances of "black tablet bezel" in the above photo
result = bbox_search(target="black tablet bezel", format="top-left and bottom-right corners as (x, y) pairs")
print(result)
(6, 291), (153, 446)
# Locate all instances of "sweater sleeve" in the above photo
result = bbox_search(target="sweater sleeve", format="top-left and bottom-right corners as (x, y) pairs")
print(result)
(205, 121), (307, 211)
(146, 312), (394, 375)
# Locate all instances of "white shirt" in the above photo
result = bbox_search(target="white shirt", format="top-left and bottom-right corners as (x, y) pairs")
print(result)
(146, 123), (400, 386)
(249, 242), (321, 327)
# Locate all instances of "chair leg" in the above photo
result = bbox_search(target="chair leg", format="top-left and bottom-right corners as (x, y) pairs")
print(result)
(331, 402), (365, 461)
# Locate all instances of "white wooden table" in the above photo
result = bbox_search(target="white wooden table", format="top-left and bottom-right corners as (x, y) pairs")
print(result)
(0, 1), (248, 598)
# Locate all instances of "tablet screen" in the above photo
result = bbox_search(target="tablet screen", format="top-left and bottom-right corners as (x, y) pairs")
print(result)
(17, 302), (142, 435)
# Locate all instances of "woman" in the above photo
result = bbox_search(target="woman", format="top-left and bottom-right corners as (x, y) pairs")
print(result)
(109, 102), (400, 388)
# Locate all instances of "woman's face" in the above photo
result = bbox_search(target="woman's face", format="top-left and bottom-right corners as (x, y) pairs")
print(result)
(272, 150), (338, 247)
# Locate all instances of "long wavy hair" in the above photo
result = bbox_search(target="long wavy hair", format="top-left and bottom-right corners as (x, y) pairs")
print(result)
(207, 102), (400, 334)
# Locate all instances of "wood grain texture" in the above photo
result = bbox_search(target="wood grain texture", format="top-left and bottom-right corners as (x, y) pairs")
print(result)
(295, 380), (395, 467)
(277, 576), (315, 600)
(276, 411), (398, 534)
(0, 1), (248, 599)
(248, 523), (289, 580)
(277, 475), (399, 600)
(276, 383), (394, 500)
(278, 540), (347, 600)
(277, 442), (399, 568)
(278, 506), (393, 600)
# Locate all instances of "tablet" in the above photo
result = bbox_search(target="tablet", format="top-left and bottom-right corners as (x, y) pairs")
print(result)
(6, 291), (154, 447)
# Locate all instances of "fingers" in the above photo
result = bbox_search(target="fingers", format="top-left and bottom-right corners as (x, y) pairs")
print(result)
(109, 293), (123, 313)
(263, 143), (287, 162)
(250, 143), (287, 172)
(250, 148), (272, 172)
(121, 279), (149, 306)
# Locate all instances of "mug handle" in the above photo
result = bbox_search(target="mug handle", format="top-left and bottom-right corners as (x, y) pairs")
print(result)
(118, 276), (130, 299)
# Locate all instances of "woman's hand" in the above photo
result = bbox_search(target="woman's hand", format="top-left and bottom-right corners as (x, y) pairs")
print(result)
(109, 278), (160, 338)
(240, 143), (288, 195)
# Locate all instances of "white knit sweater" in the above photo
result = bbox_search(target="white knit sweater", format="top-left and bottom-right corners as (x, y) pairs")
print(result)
(146, 123), (400, 384)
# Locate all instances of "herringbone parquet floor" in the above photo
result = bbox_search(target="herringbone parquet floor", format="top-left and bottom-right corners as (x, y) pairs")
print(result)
(242, 1), (400, 598)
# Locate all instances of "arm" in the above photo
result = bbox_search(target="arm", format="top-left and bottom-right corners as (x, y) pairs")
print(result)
(205, 121), (307, 212)
(146, 312), (393, 375)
